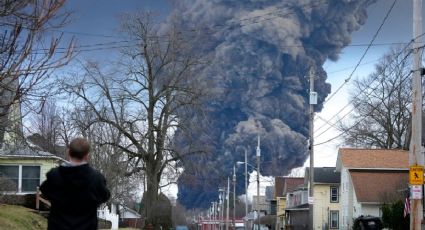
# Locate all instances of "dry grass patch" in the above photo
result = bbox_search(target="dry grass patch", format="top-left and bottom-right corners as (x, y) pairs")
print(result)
(0, 204), (47, 230)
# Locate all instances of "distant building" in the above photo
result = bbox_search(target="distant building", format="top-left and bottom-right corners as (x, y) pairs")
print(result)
(336, 148), (408, 229)
(274, 177), (304, 230)
(284, 185), (309, 229)
(252, 195), (269, 215)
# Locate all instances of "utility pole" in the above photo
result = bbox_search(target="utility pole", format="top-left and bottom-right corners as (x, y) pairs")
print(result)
(212, 202), (216, 230)
(233, 165), (236, 229)
(226, 177), (230, 230)
(410, 0), (423, 229)
(244, 149), (248, 230)
(219, 188), (225, 230)
(256, 135), (261, 230)
(308, 68), (316, 229)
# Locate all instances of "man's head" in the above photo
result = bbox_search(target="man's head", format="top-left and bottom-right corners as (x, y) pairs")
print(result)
(68, 138), (90, 161)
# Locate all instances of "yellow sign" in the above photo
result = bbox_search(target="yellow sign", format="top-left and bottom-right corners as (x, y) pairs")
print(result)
(409, 165), (424, 185)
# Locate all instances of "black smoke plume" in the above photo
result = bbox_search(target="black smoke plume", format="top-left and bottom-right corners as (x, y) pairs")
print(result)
(169, 0), (377, 208)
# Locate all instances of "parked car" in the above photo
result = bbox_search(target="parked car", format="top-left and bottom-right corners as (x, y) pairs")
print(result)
(235, 222), (244, 230)
(176, 225), (189, 230)
(252, 224), (269, 230)
(353, 216), (383, 230)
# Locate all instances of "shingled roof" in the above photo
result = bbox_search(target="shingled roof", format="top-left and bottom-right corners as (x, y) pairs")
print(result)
(0, 147), (63, 160)
(305, 167), (340, 184)
(350, 170), (407, 203)
(274, 177), (304, 197)
(337, 148), (408, 169)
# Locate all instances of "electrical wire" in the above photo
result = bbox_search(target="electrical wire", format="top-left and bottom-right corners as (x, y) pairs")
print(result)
(321, 0), (398, 106)
(5, 0), (409, 56)
(314, 42), (414, 135)
(314, 48), (413, 139)
(26, 40), (410, 55)
(314, 70), (412, 146)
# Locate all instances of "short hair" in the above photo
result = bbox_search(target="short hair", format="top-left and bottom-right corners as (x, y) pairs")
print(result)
(69, 138), (90, 160)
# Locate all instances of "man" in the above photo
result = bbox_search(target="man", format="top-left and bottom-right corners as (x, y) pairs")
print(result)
(40, 137), (110, 230)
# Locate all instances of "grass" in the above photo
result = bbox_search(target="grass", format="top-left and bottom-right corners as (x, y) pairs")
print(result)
(0, 204), (47, 230)
(0, 204), (138, 230)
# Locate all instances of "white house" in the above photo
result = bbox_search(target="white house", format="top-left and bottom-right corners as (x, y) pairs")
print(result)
(336, 148), (408, 229)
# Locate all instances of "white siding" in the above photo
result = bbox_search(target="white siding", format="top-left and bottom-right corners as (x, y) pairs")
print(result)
(340, 167), (351, 229)
(361, 204), (381, 217)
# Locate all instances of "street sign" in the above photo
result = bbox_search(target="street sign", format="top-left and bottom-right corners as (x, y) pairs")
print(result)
(412, 185), (423, 199)
(409, 165), (424, 185)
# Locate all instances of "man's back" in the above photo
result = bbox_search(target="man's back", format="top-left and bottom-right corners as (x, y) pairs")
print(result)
(40, 163), (110, 230)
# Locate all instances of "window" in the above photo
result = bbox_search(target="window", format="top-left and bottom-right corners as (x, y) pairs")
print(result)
(0, 165), (19, 191)
(22, 166), (40, 192)
(330, 210), (339, 229)
(330, 186), (339, 202)
(0, 165), (40, 193)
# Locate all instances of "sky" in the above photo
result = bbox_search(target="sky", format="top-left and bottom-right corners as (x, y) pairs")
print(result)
(56, 0), (423, 199)
(313, 0), (419, 168)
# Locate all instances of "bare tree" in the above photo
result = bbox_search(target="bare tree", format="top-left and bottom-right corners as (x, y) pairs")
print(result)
(339, 46), (412, 149)
(0, 0), (74, 147)
(27, 99), (65, 157)
(61, 12), (203, 228)
(70, 107), (143, 204)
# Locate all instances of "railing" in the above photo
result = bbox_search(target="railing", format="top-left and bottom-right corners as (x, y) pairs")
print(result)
(36, 186), (51, 210)
(98, 206), (119, 230)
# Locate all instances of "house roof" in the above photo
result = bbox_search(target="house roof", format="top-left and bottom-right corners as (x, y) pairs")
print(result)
(305, 167), (340, 184)
(285, 203), (309, 211)
(0, 147), (64, 160)
(350, 170), (408, 203)
(337, 148), (408, 169)
(120, 206), (142, 218)
(275, 177), (285, 197)
(274, 177), (304, 197)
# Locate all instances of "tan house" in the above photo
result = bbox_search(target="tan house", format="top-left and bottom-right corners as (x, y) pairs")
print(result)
(305, 167), (341, 230)
(336, 148), (408, 229)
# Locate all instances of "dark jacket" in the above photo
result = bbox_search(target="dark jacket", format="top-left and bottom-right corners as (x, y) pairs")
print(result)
(40, 163), (110, 230)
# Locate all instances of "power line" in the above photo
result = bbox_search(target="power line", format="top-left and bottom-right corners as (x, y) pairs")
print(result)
(8, 0), (411, 56)
(25, 39), (413, 55)
(314, 47), (413, 139)
(314, 42), (414, 135)
(51, 0), (331, 40)
(321, 0), (398, 106)
(314, 71), (412, 146)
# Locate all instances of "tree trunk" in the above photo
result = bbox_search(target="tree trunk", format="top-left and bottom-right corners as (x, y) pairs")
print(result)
(142, 165), (160, 228)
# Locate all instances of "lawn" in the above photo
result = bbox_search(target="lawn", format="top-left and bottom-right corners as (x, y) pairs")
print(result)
(0, 205), (139, 230)
(0, 204), (47, 230)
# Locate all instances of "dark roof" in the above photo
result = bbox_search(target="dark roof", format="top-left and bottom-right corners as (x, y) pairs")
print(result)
(306, 167), (340, 184)
(285, 203), (309, 211)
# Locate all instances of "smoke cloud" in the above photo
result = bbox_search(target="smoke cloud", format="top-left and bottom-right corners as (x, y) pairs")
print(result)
(170, 0), (377, 208)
